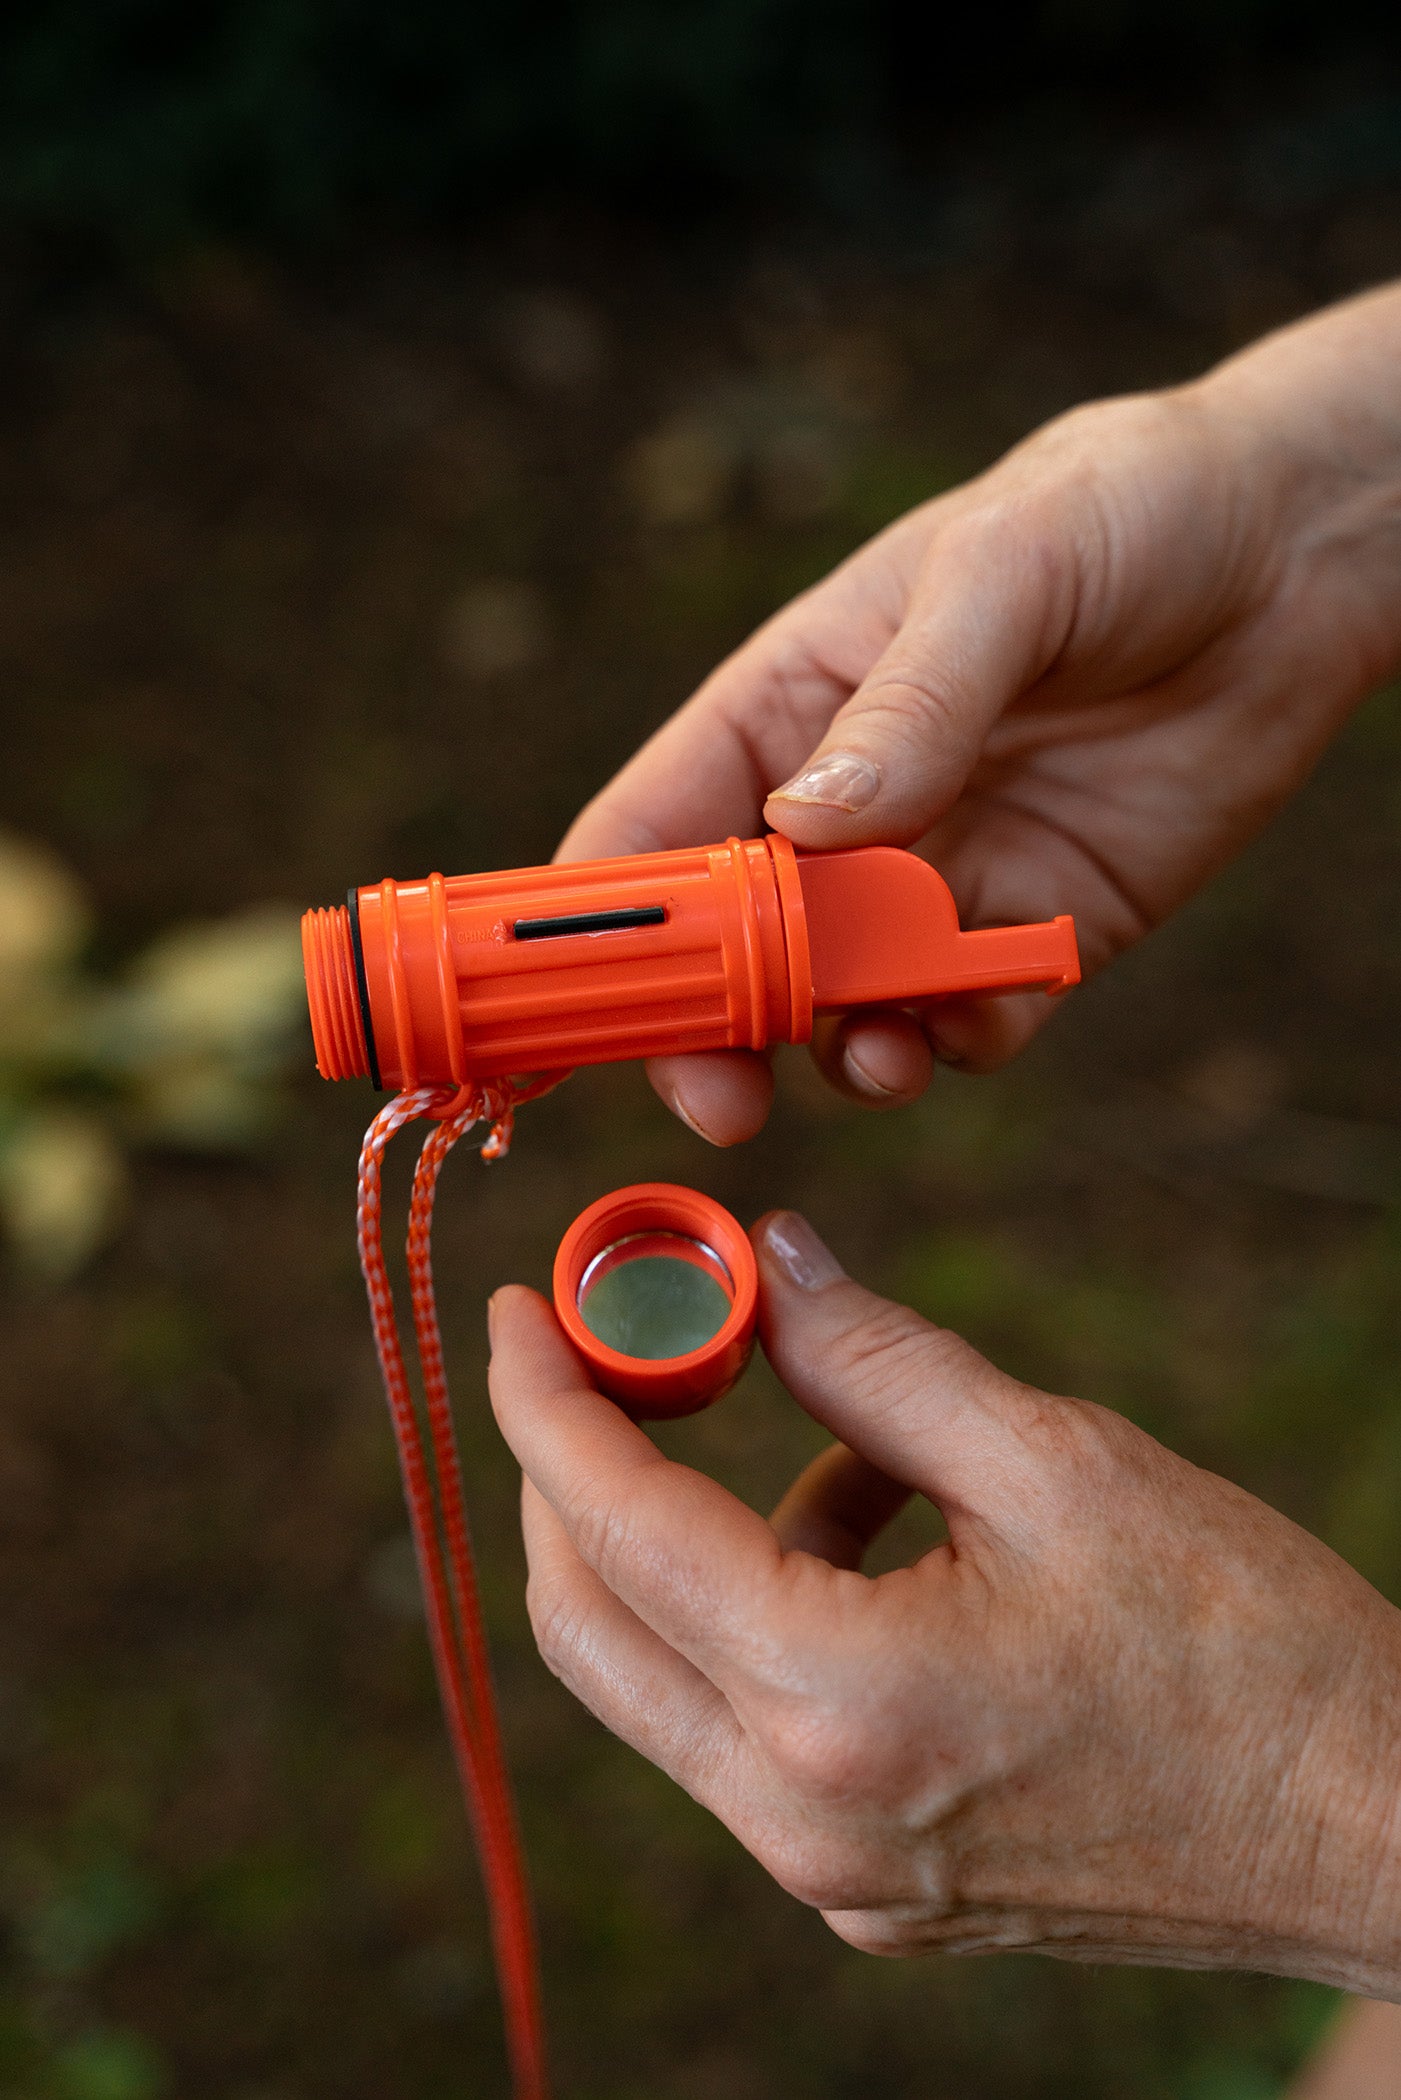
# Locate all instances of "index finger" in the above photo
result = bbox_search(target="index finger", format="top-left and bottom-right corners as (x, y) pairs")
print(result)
(556, 527), (912, 864)
(487, 1285), (792, 1691)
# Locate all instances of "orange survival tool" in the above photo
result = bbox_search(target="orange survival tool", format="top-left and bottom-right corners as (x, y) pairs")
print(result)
(302, 835), (1079, 1089)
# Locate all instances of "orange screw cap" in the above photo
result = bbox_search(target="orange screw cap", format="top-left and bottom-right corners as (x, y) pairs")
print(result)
(553, 1184), (758, 1419)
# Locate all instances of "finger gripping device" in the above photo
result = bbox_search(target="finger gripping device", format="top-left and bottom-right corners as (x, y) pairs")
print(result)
(302, 835), (1080, 1088)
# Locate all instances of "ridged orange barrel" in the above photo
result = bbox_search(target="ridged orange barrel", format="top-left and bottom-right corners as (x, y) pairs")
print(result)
(302, 835), (1080, 1091)
(302, 835), (812, 1090)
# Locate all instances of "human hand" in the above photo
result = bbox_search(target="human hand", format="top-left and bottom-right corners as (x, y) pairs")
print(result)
(560, 285), (1401, 1143)
(489, 1214), (1401, 1990)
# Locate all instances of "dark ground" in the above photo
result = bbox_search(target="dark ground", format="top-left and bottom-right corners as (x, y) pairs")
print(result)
(0, 138), (1400, 2100)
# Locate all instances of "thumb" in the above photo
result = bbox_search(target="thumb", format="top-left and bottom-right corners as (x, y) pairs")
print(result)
(764, 501), (1077, 848)
(752, 1209), (1056, 1543)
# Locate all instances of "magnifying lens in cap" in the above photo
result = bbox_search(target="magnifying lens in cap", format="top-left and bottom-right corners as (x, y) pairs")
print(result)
(553, 1184), (758, 1419)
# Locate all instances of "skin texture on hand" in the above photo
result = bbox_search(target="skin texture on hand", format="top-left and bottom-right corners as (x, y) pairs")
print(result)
(488, 1215), (1401, 1993)
(1287, 2000), (1401, 2098)
(557, 284), (1401, 1144)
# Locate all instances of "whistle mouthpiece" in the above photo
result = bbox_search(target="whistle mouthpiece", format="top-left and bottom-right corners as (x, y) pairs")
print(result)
(800, 848), (1079, 1007)
(301, 837), (1080, 1091)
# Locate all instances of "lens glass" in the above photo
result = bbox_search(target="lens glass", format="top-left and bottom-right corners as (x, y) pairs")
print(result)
(578, 1232), (733, 1361)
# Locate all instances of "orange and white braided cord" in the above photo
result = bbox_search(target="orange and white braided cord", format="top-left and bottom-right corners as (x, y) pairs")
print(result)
(356, 1073), (564, 2100)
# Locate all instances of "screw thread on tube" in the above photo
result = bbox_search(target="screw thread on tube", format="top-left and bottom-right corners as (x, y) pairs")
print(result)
(302, 904), (371, 1080)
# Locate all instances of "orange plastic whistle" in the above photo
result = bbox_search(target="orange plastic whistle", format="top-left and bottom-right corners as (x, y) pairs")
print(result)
(301, 835), (1079, 1090)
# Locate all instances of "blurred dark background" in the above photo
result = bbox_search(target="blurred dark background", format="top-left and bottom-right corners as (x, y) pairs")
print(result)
(6, 0), (1401, 252)
(0, 5), (1399, 2097)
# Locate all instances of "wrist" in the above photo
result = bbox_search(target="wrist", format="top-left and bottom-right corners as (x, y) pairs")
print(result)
(1193, 285), (1401, 697)
(1264, 1602), (1401, 1996)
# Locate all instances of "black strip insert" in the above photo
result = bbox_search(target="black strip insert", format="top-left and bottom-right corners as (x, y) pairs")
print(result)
(346, 887), (384, 1091)
(513, 905), (666, 942)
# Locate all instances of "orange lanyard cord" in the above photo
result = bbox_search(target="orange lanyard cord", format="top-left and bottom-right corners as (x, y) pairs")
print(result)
(356, 1076), (565, 2100)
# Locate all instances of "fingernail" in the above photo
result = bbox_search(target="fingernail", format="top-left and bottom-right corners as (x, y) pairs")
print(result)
(662, 1085), (718, 1146)
(486, 1292), (500, 1346)
(924, 1027), (970, 1072)
(761, 1212), (846, 1292)
(842, 1041), (899, 1100)
(768, 750), (880, 813)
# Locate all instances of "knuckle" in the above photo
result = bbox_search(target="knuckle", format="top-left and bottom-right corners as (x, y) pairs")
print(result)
(995, 1384), (1144, 1532)
(1024, 395), (1120, 458)
(1025, 387), (1177, 462)
(852, 674), (970, 757)
(822, 1911), (913, 1958)
(524, 1571), (593, 1686)
(568, 1484), (637, 1593)
(826, 1301), (971, 1413)
(760, 622), (843, 739)
(827, 1299), (924, 1383)
(756, 1829), (877, 1915)
(760, 1701), (880, 1805)
(1012, 1386), (1123, 1478)
(1008, 1383), (1090, 1461)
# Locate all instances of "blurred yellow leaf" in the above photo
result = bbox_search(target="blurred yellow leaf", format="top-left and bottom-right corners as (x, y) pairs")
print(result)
(131, 1058), (278, 1149)
(0, 1109), (126, 1278)
(120, 908), (305, 1062)
(0, 975), (85, 1065)
(0, 841), (309, 1258)
(0, 830), (90, 985)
